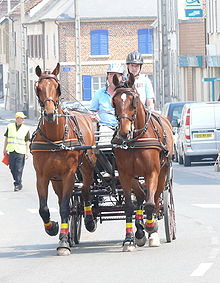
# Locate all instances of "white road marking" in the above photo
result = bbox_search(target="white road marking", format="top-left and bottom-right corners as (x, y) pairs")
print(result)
(192, 204), (220, 208)
(27, 208), (58, 214)
(0, 210), (5, 215)
(191, 263), (213, 277)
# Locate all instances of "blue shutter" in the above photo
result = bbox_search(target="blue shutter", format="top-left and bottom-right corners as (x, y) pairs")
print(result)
(82, 75), (92, 101)
(138, 29), (153, 54)
(90, 30), (108, 55)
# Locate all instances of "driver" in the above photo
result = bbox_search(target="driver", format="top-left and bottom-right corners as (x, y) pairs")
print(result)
(89, 63), (125, 143)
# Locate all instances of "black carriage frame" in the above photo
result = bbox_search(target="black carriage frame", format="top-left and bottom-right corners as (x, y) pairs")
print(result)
(68, 143), (176, 246)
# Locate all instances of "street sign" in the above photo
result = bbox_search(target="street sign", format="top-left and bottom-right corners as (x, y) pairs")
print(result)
(185, 0), (201, 8)
(62, 66), (72, 72)
(185, 9), (203, 17)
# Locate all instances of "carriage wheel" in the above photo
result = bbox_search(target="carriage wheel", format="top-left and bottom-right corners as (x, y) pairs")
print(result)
(163, 179), (176, 243)
(69, 195), (83, 246)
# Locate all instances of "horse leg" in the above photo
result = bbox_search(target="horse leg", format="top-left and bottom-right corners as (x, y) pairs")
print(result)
(80, 158), (97, 233)
(131, 179), (146, 247)
(144, 173), (160, 247)
(52, 176), (74, 256)
(117, 175), (135, 252)
(37, 176), (59, 237)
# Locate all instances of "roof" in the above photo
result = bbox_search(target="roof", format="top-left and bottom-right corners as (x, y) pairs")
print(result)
(25, 0), (157, 23)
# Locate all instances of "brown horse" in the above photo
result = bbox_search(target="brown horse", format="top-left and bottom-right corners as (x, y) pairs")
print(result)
(112, 74), (174, 251)
(31, 63), (97, 255)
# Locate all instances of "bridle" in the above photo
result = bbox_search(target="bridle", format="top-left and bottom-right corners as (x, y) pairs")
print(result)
(113, 88), (139, 123)
(35, 74), (61, 109)
(113, 86), (151, 141)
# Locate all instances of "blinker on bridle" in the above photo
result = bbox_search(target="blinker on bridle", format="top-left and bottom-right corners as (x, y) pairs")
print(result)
(35, 74), (61, 108)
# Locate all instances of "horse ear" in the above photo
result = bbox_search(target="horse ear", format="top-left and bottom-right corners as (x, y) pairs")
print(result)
(113, 74), (119, 87)
(52, 63), (60, 76)
(128, 73), (135, 87)
(35, 65), (42, 77)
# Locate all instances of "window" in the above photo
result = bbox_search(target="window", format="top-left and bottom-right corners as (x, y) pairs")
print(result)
(138, 29), (153, 54)
(27, 34), (43, 58)
(82, 75), (106, 100)
(92, 76), (106, 96)
(90, 30), (108, 55)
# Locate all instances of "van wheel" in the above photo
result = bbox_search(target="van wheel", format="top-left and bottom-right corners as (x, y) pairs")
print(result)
(178, 153), (183, 165)
(183, 153), (191, 167)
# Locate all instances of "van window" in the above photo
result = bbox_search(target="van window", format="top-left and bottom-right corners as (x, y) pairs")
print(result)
(191, 106), (215, 128)
(172, 106), (184, 122)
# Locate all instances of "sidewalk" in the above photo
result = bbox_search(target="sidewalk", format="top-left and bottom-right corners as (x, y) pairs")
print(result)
(0, 99), (38, 126)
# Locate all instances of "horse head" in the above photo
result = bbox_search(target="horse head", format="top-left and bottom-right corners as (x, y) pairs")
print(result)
(35, 63), (61, 122)
(112, 73), (139, 140)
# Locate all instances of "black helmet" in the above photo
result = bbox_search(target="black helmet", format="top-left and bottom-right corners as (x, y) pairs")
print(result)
(126, 51), (144, 64)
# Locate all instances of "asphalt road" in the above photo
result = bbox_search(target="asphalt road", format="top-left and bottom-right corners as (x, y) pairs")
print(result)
(0, 121), (220, 283)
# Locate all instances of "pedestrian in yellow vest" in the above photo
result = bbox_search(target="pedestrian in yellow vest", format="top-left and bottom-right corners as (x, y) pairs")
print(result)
(3, 112), (30, 191)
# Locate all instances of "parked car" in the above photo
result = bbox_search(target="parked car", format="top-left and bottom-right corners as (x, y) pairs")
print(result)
(161, 101), (194, 128)
(176, 102), (220, 166)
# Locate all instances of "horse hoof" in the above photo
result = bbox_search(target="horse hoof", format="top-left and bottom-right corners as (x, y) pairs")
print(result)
(122, 243), (136, 252)
(85, 218), (97, 232)
(149, 232), (160, 247)
(57, 247), (71, 256)
(45, 221), (59, 236)
(135, 235), (147, 247)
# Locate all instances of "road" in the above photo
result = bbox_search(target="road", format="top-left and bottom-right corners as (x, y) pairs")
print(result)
(0, 121), (220, 283)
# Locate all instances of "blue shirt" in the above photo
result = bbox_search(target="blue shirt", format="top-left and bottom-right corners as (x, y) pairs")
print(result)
(89, 87), (117, 126)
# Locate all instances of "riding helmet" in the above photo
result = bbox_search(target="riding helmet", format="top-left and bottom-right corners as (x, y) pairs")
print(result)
(126, 51), (144, 65)
(107, 63), (125, 74)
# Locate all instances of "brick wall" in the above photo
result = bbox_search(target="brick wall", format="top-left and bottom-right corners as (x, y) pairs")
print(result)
(59, 19), (155, 100)
(179, 20), (206, 56)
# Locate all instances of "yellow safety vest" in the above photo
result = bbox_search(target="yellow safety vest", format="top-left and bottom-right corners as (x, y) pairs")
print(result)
(6, 123), (29, 154)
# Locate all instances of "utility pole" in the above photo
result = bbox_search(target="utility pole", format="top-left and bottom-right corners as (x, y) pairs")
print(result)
(160, 0), (170, 104)
(74, 0), (82, 100)
(7, 0), (11, 13)
(157, 0), (179, 106)
(20, 0), (29, 115)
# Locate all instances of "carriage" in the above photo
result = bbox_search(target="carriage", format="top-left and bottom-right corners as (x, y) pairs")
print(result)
(31, 63), (176, 255)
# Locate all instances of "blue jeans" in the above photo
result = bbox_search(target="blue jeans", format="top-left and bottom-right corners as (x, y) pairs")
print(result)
(9, 151), (25, 186)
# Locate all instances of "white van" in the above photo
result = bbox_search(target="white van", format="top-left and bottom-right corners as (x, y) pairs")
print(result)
(176, 102), (220, 166)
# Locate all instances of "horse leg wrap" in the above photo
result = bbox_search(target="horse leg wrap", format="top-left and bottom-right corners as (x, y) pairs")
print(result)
(84, 205), (97, 232)
(135, 210), (145, 239)
(44, 221), (59, 236)
(145, 217), (158, 234)
(123, 222), (135, 245)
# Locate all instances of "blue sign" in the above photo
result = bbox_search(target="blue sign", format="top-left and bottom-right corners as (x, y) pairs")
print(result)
(185, 9), (203, 17)
(62, 66), (72, 72)
(179, 56), (203, 67)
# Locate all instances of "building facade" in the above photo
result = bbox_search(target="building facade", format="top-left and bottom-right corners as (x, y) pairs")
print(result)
(0, 0), (157, 118)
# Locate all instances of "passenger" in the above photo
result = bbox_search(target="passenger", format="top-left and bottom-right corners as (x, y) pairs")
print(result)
(89, 63), (125, 143)
(126, 51), (155, 110)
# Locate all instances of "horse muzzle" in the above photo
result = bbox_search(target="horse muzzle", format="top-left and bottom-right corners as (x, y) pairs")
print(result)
(43, 110), (57, 122)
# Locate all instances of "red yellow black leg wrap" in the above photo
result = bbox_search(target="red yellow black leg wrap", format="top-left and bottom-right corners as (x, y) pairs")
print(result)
(44, 221), (52, 230)
(84, 206), (93, 216)
(135, 209), (144, 220)
(60, 223), (69, 234)
(145, 217), (156, 228)
(126, 222), (133, 234)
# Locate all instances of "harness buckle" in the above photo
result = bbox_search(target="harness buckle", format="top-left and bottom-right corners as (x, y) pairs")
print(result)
(121, 141), (128, 150)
